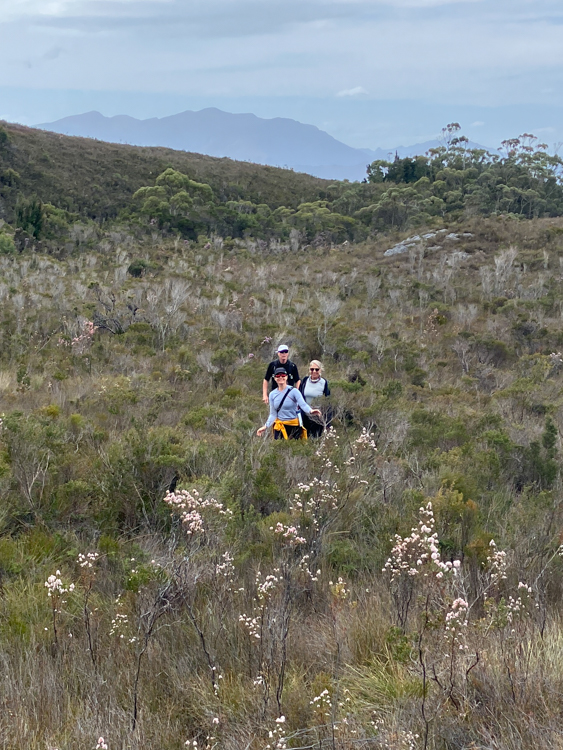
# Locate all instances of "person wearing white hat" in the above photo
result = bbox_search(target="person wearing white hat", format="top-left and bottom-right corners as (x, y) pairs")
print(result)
(262, 344), (300, 404)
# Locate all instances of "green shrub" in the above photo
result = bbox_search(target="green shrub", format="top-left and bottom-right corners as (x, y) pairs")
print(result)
(0, 233), (16, 255)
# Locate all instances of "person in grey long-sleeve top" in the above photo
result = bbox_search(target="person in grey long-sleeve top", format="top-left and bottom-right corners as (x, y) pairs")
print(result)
(257, 368), (321, 440)
(299, 360), (331, 438)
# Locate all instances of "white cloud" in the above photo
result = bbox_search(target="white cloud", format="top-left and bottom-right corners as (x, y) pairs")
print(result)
(337, 86), (368, 97)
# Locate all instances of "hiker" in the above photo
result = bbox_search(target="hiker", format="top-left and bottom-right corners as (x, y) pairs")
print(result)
(299, 360), (331, 438)
(257, 368), (321, 440)
(262, 344), (300, 404)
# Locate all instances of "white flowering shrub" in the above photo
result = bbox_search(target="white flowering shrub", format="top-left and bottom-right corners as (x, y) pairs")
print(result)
(164, 488), (233, 538)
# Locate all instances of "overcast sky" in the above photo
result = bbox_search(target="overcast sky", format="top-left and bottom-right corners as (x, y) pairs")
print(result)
(1, 0), (562, 148)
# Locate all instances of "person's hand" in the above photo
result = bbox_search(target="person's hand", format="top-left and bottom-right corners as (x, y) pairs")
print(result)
(310, 408), (322, 417)
(262, 395), (269, 404)
(257, 426), (267, 436)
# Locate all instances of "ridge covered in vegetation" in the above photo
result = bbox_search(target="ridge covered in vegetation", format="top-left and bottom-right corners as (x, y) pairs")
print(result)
(1, 122), (563, 749)
(3, 122), (563, 257)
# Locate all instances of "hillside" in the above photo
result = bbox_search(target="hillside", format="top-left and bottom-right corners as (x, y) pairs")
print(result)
(0, 120), (332, 222)
(1, 205), (563, 747)
(2, 122), (563, 256)
(2, 122), (563, 749)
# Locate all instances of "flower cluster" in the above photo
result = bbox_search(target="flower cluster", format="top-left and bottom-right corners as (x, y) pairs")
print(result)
(343, 428), (378, 481)
(486, 540), (507, 586)
(239, 570), (281, 639)
(297, 554), (320, 582)
(109, 612), (129, 638)
(45, 571), (75, 599)
(239, 613), (261, 639)
(71, 320), (98, 355)
(256, 570), (280, 601)
(550, 351), (563, 369)
(329, 577), (349, 601)
(265, 716), (287, 750)
(310, 688), (332, 718)
(215, 551), (235, 583)
(95, 738), (108, 750)
(289, 479), (340, 527)
(399, 730), (420, 750)
(164, 488), (232, 535)
(506, 582), (534, 624)
(383, 502), (460, 582)
(270, 522), (306, 546)
(185, 735), (217, 749)
(444, 598), (469, 648)
(78, 552), (100, 569)
(315, 427), (340, 469)
(355, 427), (377, 450)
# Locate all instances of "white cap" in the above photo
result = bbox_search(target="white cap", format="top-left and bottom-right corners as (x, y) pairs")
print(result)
(277, 344), (289, 352)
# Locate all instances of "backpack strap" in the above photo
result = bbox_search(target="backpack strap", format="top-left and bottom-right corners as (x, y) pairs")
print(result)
(275, 386), (294, 415)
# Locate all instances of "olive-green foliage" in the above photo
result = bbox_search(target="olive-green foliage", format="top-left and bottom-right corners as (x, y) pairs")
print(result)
(0, 232), (15, 254)
(15, 196), (43, 238)
(0, 119), (331, 227)
(365, 128), (563, 229)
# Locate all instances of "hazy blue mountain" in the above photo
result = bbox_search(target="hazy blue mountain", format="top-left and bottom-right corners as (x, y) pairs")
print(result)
(37, 109), (490, 181)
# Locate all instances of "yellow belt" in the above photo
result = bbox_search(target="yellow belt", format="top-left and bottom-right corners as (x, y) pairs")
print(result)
(273, 418), (308, 440)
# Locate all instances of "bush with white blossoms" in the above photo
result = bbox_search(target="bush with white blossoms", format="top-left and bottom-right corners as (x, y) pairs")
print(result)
(383, 502), (461, 584)
(289, 479), (340, 529)
(164, 488), (233, 536)
(310, 688), (332, 720)
(383, 502), (460, 629)
(45, 570), (75, 646)
(444, 597), (469, 650)
(329, 576), (349, 601)
(265, 716), (288, 750)
(78, 551), (100, 569)
(270, 522), (306, 546)
(486, 539), (507, 587)
(45, 570), (75, 599)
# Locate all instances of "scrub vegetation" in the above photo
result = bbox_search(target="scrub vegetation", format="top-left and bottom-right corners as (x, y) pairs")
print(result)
(1, 122), (563, 749)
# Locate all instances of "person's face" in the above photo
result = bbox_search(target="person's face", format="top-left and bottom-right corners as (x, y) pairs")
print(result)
(309, 365), (321, 380)
(277, 350), (289, 364)
(274, 373), (287, 386)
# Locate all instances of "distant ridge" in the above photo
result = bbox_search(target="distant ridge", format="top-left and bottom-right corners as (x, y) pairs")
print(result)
(37, 109), (491, 182)
(38, 108), (377, 181)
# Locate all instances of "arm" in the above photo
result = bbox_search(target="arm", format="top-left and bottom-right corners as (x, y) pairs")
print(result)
(292, 387), (321, 418)
(292, 388), (315, 414)
(323, 379), (330, 397)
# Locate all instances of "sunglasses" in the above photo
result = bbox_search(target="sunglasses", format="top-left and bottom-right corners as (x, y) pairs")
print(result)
(274, 373), (287, 378)
(310, 368), (320, 372)
(278, 350), (288, 354)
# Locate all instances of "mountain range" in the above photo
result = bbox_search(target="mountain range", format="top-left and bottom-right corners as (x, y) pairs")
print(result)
(37, 108), (489, 181)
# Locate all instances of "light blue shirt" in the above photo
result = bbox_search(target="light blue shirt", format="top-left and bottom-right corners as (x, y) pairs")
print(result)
(265, 387), (312, 428)
(302, 377), (327, 405)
